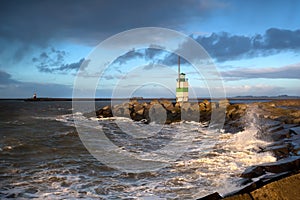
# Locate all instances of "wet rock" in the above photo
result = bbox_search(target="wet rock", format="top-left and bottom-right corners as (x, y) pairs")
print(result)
(263, 144), (290, 159)
(223, 193), (252, 200)
(225, 104), (247, 124)
(224, 172), (300, 200)
(112, 104), (131, 117)
(241, 156), (300, 179)
(147, 103), (167, 124)
(160, 99), (174, 111)
(270, 129), (290, 141)
(268, 125), (284, 133)
(199, 99), (211, 111)
(5, 193), (17, 198)
(250, 173), (300, 200)
(96, 105), (113, 118)
(197, 192), (222, 200)
(258, 171), (291, 184)
(241, 166), (265, 178)
(262, 156), (300, 173)
(285, 134), (300, 156)
(218, 99), (230, 108)
(290, 126), (300, 135)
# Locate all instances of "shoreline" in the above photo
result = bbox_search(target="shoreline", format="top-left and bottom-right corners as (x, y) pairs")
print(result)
(0, 97), (299, 102)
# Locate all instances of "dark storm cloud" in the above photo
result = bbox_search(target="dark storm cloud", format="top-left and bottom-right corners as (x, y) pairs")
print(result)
(112, 49), (144, 65)
(0, 70), (17, 84)
(145, 46), (165, 60)
(1, 0), (299, 64)
(196, 28), (300, 62)
(221, 63), (300, 80)
(113, 48), (166, 65)
(0, 0), (224, 47)
(36, 57), (86, 73)
(197, 32), (252, 61)
(156, 28), (300, 64)
(58, 58), (88, 72)
(108, 28), (300, 65)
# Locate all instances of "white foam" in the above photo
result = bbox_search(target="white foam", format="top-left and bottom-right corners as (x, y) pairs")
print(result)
(33, 108), (277, 199)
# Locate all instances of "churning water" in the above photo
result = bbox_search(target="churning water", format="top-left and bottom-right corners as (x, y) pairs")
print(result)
(0, 101), (276, 199)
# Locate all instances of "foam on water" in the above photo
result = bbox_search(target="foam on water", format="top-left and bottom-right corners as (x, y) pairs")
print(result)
(43, 112), (276, 199)
(1, 104), (277, 199)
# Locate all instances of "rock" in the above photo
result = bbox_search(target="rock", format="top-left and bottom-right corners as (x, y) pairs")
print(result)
(197, 192), (222, 200)
(223, 193), (252, 200)
(96, 105), (113, 117)
(263, 144), (290, 159)
(95, 99), (299, 127)
(274, 99), (300, 107)
(181, 102), (191, 111)
(150, 99), (160, 105)
(160, 99), (174, 111)
(262, 120), (282, 129)
(241, 156), (300, 179)
(225, 172), (300, 200)
(270, 129), (290, 141)
(290, 126), (300, 135)
(234, 181), (261, 195)
(136, 108), (144, 116)
(133, 103), (143, 112)
(147, 103), (166, 124)
(283, 124), (298, 129)
(180, 102), (199, 122)
(262, 156), (300, 173)
(250, 173), (300, 200)
(241, 166), (265, 178)
(199, 99), (211, 111)
(258, 171), (291, 184)
(226, 105), (237, 119)
(268, 125), (284, 133)
(112, 104), (131, 117)
(218, 99), (230, 108)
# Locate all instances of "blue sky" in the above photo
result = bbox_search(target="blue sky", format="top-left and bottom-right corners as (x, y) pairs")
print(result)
(0, 0), (299, 98)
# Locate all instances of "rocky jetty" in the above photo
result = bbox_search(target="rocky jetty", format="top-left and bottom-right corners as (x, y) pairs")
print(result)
(96, 99), (300, 199)
(96, 99), (231, 125)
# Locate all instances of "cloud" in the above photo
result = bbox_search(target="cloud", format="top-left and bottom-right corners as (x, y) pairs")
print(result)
(112, 49), (143, 65)
(195, 28), (300, 62)
(32, 48), (66, 72)
(105, 28), (300, 65)
(59, 58), (89, 72)
(1, 1), (299, 64)
(262, 28), (300, 50)
(221, 63), (300, 80)
(32, 48), (88, 73)
(0, 0), (227, 48)
(0, 70), (18, 84)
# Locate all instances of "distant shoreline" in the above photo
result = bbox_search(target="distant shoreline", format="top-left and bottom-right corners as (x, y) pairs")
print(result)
(0, 97), (299, 102)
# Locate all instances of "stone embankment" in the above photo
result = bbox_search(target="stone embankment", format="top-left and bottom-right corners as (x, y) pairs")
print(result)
(96, 99), (300, 199)
(198, 99), (300, 200)
(96, 99), (245, 127)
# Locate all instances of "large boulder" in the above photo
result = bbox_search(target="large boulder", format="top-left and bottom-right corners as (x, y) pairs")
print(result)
(96, 105), (113, 118)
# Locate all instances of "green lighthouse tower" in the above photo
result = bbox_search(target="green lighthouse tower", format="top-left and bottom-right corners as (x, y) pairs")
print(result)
(176, 56), (188, 102)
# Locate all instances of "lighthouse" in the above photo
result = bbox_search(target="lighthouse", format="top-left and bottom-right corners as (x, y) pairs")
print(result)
(176, 56), (188, 102)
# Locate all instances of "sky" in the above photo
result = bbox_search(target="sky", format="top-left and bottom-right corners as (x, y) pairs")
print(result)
(0, 0), (299, 98)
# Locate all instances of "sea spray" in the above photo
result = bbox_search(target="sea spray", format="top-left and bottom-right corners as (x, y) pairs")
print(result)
(1, 101), (277, 199)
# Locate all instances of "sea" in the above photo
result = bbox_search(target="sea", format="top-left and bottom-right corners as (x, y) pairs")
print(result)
(0, 100), (276, 199)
